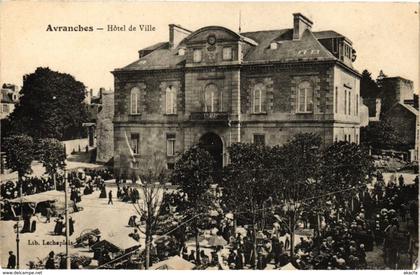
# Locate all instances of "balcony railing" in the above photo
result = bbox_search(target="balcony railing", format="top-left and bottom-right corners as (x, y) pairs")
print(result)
(190, 112), (229, 121)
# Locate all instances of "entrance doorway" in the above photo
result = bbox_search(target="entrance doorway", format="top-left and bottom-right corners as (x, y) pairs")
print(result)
(199, 133), (223, 170)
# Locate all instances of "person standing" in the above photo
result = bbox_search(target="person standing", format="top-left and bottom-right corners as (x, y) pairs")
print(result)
(108, 190), (113, 205)
(45, 251), (56, 269)
(69, 217), (75, 236)
(7, 251), (16, 269)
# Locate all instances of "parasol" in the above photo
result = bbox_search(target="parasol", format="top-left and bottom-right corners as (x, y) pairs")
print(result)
(202, 235), (227, 248)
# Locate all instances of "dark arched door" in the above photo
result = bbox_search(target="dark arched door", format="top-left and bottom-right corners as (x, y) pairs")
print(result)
(199, 133), (223, 170)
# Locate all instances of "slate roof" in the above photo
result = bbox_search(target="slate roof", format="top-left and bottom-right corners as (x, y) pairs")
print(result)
(386, 102), (419, 117)
(399, 102), (419, 114)
(313, 30), (345, 40)
(241, 29), (336, 63)
(118, 27), (345, 72)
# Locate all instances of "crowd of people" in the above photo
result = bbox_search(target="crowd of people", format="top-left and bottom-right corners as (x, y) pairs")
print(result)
(2, 165), (417, 270)
(117, 186), (140, 203)
(164, 173), (418, 270)
(1, 176), (55, 199)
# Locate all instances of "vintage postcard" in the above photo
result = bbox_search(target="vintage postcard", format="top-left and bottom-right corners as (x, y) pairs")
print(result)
(0, 1), (418, 273)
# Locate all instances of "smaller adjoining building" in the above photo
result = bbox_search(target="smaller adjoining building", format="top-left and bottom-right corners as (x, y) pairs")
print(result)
(369, 76), (420, 162)
(383, 99), (419, 162)
(1, 84), (20, 119)
(380, 76), (415, 114)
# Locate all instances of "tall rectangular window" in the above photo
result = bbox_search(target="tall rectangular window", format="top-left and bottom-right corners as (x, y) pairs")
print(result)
(348, 90), (352, 116)
(166, 133), (176, 157)
(344, 90), (347, 115)
(356, 94), (359, 116)
(130, 87), (141, 114)
(254, 88), (262, 113)
(131, 133), (140, 155)
(253, 134), (265, 146)
(297, 81), (313, 113)
(165, 86), (177, 114)
(335, 87), (338, 114)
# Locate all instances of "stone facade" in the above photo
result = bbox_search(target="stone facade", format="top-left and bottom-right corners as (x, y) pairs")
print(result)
(384, 103), (419, 161)
(112, 14), (361, 175)
(380, 77), (414, 114)
(96, 90), (115, 163)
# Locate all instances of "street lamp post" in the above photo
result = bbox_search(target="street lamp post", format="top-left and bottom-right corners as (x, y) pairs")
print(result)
(16, 183), (23, 269)
(64, 171), (71, 269)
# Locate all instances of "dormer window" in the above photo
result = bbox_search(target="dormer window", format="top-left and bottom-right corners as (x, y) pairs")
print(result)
(178, 48), (185, 56)
(193, 49), (202, 63)
(270, 42), (278, 50)
(343, 43), (352, 59)
(222, 47), (232, 60)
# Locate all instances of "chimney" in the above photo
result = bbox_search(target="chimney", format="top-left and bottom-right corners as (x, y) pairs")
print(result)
(169, 24), (192, 48)
(293, 13), (313, 40)
(99, 87), (105, 99)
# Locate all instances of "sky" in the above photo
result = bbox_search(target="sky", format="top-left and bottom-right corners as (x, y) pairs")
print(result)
(0, 2), (419, 93)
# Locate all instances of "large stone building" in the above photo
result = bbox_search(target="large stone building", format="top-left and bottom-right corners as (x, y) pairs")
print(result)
(112, 13), (361, 175)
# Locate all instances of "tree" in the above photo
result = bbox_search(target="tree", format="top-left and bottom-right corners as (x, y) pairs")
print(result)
(127, 153), (167, 269)
(270, 133), (322, 257)
(8, 67), (88, 140)
(360, 119), (407, 150)
(171, 145), (216, 265)
(3, 135), (35, 181)
(222, 142), (275, 268)
(321, 141), (374, 212)
(376, 70), (388, 89)
(38, 138), (66, 189)
(360, 69), (380, 99)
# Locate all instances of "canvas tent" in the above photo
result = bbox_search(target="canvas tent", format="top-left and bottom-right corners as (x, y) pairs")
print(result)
(151, 256), (195, 270)
(9, 190), (66, 204)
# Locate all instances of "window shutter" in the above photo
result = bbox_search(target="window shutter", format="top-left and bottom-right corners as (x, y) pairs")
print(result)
(137, 90), (141, 114)
(172, 89), (177, 114)
(307, 86), (313, 112)
(165, 88), (171, 113)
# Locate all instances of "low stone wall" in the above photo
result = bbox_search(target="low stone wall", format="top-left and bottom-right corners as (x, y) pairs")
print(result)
(62, 138), (89, 156)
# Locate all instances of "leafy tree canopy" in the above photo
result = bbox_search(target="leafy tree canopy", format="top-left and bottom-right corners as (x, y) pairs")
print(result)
(171, 145), (215, 204)
(321, 141), (374, 194)
(3, 135), (34, 179)
(360, 69), (380, 99)
(360, 119), (407, 150)
(9, 67), (88, 140)
(38, 138), (66, 176)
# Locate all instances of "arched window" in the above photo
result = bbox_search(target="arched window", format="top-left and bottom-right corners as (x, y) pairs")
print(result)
(297, 81), (313, 113)
(130, 87), (141, 114)
(165, 85), (177, 114)
(204, 84), (221, 112)
(252, 83), (265, 113)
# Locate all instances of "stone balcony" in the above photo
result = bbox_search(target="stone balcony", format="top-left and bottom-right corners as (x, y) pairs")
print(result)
(190, 112), (229, 121)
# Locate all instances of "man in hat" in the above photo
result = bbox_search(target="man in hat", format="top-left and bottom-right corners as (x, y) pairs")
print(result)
(7, 251), (16, 269)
